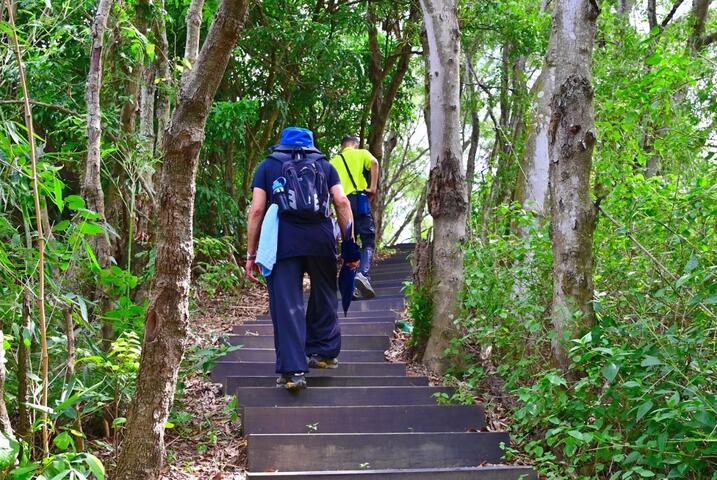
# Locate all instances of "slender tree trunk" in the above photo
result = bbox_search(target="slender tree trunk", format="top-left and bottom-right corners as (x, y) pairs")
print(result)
(516, 66), (553, 217)
(83, 0), (115, 348)
(0, 331), (11, 435)
(182, 0), (205, 82)
(113, 1), (248, 477)
(154, 0), (171, 155)
(16, 291), (32, 442)
(419, 0), (467, 374)
(7, 1), (49, 454)
(375, 130), (398, 245)
(547, 0), (600, 371)
(63, 308), (85, 451)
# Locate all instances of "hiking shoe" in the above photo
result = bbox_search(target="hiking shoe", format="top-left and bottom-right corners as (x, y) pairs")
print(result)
(276, 373), (307, 390)
(353, 287), (362, 300)
(307, 355), (339, 369)
(355, 273), (376, 299)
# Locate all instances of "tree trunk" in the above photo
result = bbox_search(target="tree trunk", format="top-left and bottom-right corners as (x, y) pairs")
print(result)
(515, 66), (553, 217)
(183, 0), (206, 82)
(0, 331), (11, 435)
(419, 0), (467, 374)
(63, 307), (85, 451)
(113, 1), (248, 477)
(154, 0), (171, 155)
(16, 289), (32, 443)
(547, 0), (600, 371)
(83, 0), (115, 349)
(375, 130), (398, 245)
(7, 2), (50, 454)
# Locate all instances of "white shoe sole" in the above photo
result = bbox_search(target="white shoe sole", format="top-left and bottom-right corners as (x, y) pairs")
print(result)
(355, 275), (376, 299)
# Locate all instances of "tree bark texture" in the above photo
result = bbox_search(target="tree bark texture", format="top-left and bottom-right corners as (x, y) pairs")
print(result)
(113, 0), (248, 477)
(516, 65), (553, 217)
(154, 0), (171, 154)
(547, 0), (599, 371)
(183, 0), (206, 82)
(0, 331), (11, 435)
(16, 291), (32, 441)
(419, 0), (467, 374)
(83, 0), (114, 270)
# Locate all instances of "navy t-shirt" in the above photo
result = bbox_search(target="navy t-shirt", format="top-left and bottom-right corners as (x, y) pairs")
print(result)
(251, 153), (341, 260)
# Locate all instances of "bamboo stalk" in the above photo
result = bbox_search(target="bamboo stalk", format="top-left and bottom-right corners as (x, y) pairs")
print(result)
(6, 0), (50, 456)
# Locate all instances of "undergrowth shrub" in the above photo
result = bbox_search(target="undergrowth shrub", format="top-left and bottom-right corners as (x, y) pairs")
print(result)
(442, 173), (717, 479)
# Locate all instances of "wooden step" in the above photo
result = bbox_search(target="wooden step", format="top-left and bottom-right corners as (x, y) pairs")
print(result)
(211, 362), (407, 383)
(242, 405), (485, 435)
(247, 432), (509, 471)
(234, 386), (453, 407)
(227, 376), (429, 389)
(234, 322), (395, 336)
(246, 466), (537, 479)
(252, 311), (400, 321)
(220, 349), (385, 363)
(228, 335), (390, 350)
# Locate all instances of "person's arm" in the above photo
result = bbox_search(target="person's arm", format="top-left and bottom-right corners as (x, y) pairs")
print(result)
(245, 187), (267, 283)
(331, 183), (353, 238)
(331, 184), (359, 269)
(366, 153), (379, 198)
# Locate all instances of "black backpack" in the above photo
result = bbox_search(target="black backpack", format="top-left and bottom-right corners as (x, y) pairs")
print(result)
(269, 147), (331, 222)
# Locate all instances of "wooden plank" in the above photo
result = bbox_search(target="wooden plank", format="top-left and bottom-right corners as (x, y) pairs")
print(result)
(226, 376), (429, 389)
(234, 322), (395, 336)
(251, 311), (400, 321)
(246, 466), (537, 479)
(242, 405), (484, 435)
(228, 335), (390, 350)
(220, 349), (385, 363)
(247, 432), (509, 472)
(211, 362), (407, 383)
(234, 386), (454, 407)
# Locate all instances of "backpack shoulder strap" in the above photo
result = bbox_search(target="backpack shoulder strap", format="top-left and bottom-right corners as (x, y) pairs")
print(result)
(339, 153), (359, 192)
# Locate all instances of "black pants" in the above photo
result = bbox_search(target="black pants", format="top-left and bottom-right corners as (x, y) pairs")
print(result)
(267, 256), (341, 374)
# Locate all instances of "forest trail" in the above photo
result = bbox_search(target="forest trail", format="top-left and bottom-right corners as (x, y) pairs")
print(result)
(210, 245), (536, 479)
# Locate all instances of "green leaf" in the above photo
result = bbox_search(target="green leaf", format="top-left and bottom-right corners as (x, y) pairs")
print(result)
(645, 53), (662, 65)
(641, 356), (662, 367)
(0, 431), (20, 469)
(695, 410), (716, 429)
(78, 222), (103, 235)
(65, 195), (85, 210)
(53, 431), (72, 451)
(602, 362), (619, 383)
(83, 453), (105, 480)
(546, 373), (567, 387)
(685, 255), (698, 273)
(703, 294), (717, 305)
(636, 400), (654, 421)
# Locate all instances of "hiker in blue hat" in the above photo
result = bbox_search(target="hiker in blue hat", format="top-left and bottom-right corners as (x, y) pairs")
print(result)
(245, 127), (356, 390)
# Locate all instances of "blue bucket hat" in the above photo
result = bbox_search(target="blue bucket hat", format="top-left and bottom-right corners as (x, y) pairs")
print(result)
(279, 127), (315, 148)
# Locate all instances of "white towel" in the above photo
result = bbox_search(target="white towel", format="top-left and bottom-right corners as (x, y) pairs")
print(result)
(256, 204), (279, 277)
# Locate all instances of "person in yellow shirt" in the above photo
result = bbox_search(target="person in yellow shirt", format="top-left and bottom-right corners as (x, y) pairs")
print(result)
(330, 135), (379, 298)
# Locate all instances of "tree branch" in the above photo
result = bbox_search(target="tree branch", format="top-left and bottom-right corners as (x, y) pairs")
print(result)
(0, 99), (81, 116)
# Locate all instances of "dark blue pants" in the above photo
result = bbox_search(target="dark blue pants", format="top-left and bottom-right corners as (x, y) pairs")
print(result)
(267, 256), (341, 374)
(353, 209), (376, 277)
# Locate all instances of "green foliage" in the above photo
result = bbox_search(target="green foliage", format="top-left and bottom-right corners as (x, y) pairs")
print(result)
(193, 236), (246, 296)
(404, 281), (433, 350)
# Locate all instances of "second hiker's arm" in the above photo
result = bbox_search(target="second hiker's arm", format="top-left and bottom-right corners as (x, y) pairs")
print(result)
(331, 184), (353, 239)
(246, 187), (267, 281)
(368, 155), (379, 195)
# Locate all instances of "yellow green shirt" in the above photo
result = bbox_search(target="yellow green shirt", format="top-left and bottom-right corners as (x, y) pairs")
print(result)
(330, 148), (374, 196)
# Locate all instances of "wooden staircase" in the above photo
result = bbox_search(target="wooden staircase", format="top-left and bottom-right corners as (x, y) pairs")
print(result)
(211, 245), (536, 479)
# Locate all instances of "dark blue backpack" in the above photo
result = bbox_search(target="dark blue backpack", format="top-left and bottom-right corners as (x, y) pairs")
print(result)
(269, 147), (330, 222)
